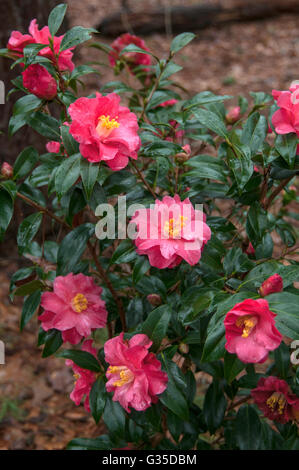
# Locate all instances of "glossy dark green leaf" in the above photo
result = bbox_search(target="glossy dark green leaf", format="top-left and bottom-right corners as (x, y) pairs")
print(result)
(48, 3), (67, 36)
(80, 160), (99, 200)
(17, 212), (43, 254)
(20, 290), (41, 331)
(203, 380), (227, 433)
(42, 329), (63, 357)
(159, 355), (189, 421)
(55, 153), (81, 196)
(57, 223), (95, 275)
(26, 112), (60, 140)
(235, 404), (262, 450)
(141, 304), (172, 351)
(56, 349), (101, 372)
(60, 26), (96, 51)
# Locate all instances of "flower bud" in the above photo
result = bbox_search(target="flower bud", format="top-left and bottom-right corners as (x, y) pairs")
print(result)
(1, 162), (13, 179)
(22, 64), (57, 100)
(259, 274), (283, 297)
(146, 294), (162, 306)
(245, 242), (255, 256)
(46, 141), (61, 153)
(226, 106), (241, 124)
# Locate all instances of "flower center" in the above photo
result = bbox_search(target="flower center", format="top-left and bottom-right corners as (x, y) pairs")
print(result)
(96, 114), (120, 138)
(164, 216), (187, 238)
(235, 315), (257, 338)
(73, 373), (80, 383)
(107, 365), (134, 387)
(266, 392), (286, 415)
(72, 293), (88, 313)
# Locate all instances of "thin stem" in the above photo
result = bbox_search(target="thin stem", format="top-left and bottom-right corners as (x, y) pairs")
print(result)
(17, 192), (70, 230)
(130, 160), (157, 199)
(263, 175), (294, 210)
(87, 240), (127, 332)
(227, 395), (251, 411)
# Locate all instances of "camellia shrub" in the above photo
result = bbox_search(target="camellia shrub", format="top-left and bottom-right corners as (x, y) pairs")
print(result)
(1, 3), (299, 451)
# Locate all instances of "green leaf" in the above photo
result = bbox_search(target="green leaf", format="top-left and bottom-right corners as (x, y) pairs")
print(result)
(184, 91), (232, 111)
(0, 188), (14, 241)
(241, 112), (267, 155)
(275, 134), (298, 168)
(89, 377), (107, 424)
(120, 43), (154, 57)
(14, 280), (44, 297)
(274, 342), (290, 380)
(246, 202), (268, 245)
(185, 154), (227, 182)
(223, 247), (254, 275)
(60, 125), (79, 156)
(223, 351), (245, 383)
(141, 305), (172, 351)
(56, 349), (101, 372)
(267, 292), (299, 339)
(42, 329), (63, 357)
(26, 112), (60, 140)
(109, 239), (136, 265)
(48, 3), (67, 36)
(13, 94), (42, 116)
(203, 380), (227, 433)
(132, 256), (150, 285)
(60, 26), (96, 51)
(13, 146), (38, 180)
(20, 290), (41, 331)
(103, 397), (126, 438)
(80, 159), (99, 200)
(67, 435), (115, 450)
(235, 404), (262, 450)
(57, 223), (94, 275)
(55, 153), (81, 196)
(17, 212), (43, 254)
(159, 355), (189, 421)
(193, 108), (229, 139)
(170, 32), (196, 53)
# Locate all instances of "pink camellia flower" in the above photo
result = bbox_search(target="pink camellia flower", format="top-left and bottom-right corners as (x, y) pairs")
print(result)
(22, 64), (57, 100)
(224, 298), (282, 363)
(66, 340), (98, 412)
(109, 33), (151, 72)
(105, 333), (168, 412)
(259, 274), (283, 297)
(251, 376), (299, 424)
(271, 84), (299, 136)
(146, 294), (162, 306)
(68, 92), (141, 170)
(226, 106), (241, 124)
(1, 162), (13, 179)
(39, 273), (108, 344)
(130, 194), (211, 269)
(7, 19), (74, 72)
(182, 144), (191, 156)
(46, 141), (61, 153)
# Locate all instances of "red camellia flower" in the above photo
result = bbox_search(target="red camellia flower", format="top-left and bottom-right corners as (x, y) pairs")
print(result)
(7, 19), (74, 71)
(251, 376), (299, 424)
(224, 298), (282, 363)
(271, 84), (299, 136)
(259, 274), (283, 297)
(68, 92), (141, 170)
(130, 194), (211, 269)
(1, 162), (13, 179)
(105, 333), (168, 413)
(22, 64), (57, 100)
(39, 273), (108, 344)
(66, 340), (98, 412)
(109, 33), (151, 72)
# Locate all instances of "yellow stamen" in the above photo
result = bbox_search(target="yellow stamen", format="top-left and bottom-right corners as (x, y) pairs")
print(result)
(266, 392), (286, 415)
(235, 315), (257, 338)
(107, 365), (134, 387)
(72, 293), (88, 313)
(96, 115), (120, 138)
(164, 215), (187, 238)
(73, 373), (80, 383)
